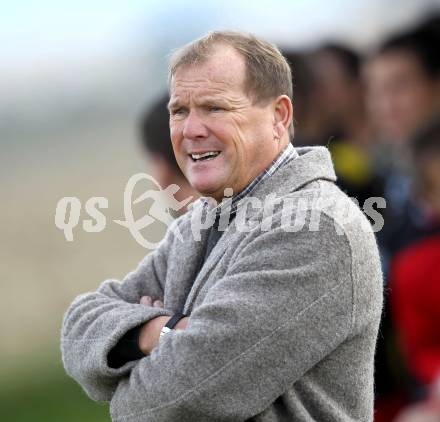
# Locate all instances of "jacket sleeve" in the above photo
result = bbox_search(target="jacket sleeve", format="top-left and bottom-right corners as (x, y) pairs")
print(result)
(60, 223), (178, 402)
(109, 217), (355, 422)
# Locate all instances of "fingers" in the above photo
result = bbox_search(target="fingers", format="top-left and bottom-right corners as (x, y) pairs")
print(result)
(140, 296), (153, 305)
(153, 300), (164, 308)
(140, 296), (164, 308)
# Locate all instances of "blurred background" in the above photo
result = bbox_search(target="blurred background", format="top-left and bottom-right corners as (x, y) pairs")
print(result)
(1, 0), (440, 421)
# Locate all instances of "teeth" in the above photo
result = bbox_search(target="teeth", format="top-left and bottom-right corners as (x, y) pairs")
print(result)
(191, 151), (220, 160)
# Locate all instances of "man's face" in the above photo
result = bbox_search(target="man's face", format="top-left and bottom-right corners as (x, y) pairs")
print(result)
(168, 45), (280, 201)
(364, 51), (439, 143)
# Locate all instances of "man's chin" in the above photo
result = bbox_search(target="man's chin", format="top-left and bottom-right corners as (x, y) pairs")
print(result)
(190, 182), (225, 202)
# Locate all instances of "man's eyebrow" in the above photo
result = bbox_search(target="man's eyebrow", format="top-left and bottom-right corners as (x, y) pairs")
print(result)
(168, 97), (230, 110)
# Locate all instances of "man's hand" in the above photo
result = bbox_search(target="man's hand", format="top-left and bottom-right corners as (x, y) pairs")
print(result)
(138, 296), (189, 354)
(140, 295), (164, 308)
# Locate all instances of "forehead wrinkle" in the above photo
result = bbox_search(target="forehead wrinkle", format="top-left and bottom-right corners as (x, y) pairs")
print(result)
(176, 58), (243, 83)
(170, 81), (246, 107)
(171, 93), (248, 110)
(172, 64), (244, 93)
(172, 77), (237, 94)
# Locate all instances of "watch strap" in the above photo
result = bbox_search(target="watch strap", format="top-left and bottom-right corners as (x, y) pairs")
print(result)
(160, 312), (186, 337)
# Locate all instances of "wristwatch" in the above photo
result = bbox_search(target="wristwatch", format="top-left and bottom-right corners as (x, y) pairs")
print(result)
(159, 312), (186, 337)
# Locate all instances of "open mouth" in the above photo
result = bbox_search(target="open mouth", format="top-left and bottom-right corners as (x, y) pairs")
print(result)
(189, 151), (221, 162)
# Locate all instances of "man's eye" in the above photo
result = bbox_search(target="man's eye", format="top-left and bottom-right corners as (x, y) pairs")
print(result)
(208, 106), (224, 112)
(171, 108), (186, 116)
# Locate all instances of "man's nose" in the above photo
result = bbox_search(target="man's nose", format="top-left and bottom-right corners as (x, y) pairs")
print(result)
(182, 110), (209, 140)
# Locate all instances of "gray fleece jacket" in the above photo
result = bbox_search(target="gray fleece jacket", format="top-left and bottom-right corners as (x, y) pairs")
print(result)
(61, 146), (383, 422)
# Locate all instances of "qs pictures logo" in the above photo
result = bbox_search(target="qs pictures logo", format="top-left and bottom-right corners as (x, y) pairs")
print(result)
(54, 173), (193, 249)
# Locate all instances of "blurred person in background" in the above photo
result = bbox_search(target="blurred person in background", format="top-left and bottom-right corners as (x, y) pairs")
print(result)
(309, 44), (385, 208)
(365, 22), (440, 148)
(363, 16), (440, 421)
(139, 94), (199, 212)
(391, 117), (440, 397)
(282, 50), (327, 146)
(364, 16), (440, 259)
(382, 114), (440, 255)
(391, 236), (440, 422)
(311, 44), (371, 146)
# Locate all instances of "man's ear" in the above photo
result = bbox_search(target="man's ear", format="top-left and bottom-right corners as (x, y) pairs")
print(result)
(272, 95), (293, 140)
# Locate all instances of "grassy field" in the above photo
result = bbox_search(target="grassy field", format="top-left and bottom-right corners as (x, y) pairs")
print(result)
(0, 363), (110, 422)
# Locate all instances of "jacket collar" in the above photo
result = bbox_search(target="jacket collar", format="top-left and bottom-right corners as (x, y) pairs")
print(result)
(182, 146), (337, 312)
(236, 146), (337, 206)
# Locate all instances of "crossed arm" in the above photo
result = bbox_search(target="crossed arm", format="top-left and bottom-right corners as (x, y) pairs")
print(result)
(61, 218), (354, 422)
(60, 223), (178, 402)
(137, 295), (189, 355)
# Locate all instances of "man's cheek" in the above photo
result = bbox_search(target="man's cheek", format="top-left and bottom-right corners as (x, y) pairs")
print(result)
(229, 132), (248, 160)
(170, 124), (183, 144)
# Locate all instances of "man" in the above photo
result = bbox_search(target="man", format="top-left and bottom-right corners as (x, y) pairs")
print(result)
(61, 31), (383, 421)
(364, 20), (440, 225)
(311, 44), (371, 146)
(364, 24), (440, 147)
(363, 19), (440, 230)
